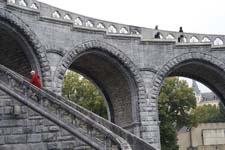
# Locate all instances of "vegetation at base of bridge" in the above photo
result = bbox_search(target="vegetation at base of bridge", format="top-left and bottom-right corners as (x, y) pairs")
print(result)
(62, 71), (225, 150)
(159, 77), (225, 150)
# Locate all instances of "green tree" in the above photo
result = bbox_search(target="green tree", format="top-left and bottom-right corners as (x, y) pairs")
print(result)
(160, 122), (179, 150)
(159, 77), (196, 129)
(159, 77), (196, 150)
(191, 103), (225, 124)
(62, 71), (107, 119)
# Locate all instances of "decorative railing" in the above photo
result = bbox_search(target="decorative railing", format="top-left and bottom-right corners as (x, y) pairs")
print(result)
(6, 0), (40, 11)
(0, 64), (133, 150)
(44, 89), (157, 150)
(5, 0), (225, 46)
(6, 0), (141, 37)
(151, 29), (225, 46)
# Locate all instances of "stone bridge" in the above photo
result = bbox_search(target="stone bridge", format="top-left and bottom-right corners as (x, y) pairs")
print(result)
(1, 0), (225, 149)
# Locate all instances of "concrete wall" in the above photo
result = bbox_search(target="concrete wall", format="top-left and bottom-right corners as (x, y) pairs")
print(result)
(177, 123), (225, 150)
(191, 123), (225, 147)
(177, 131), (190, 150)
(198, 145), (225, 150)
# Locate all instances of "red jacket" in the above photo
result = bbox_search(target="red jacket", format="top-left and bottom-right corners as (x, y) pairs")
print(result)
(30, 74), (41, 88)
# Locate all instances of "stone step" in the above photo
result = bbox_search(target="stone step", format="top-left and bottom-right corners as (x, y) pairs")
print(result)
(0, 96), (10, 99)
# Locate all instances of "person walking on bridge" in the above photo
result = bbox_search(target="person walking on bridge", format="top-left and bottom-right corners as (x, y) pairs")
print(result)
(178, 26), (184, 42)
(29, 70), (41, 88)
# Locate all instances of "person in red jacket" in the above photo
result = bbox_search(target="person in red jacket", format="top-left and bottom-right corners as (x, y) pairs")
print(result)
(29, 70), (41, 88)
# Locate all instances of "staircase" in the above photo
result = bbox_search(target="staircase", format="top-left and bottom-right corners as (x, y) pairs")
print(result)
(0, 65), (157, 150)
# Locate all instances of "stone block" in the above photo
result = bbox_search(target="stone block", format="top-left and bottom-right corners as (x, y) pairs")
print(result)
(5, 135), (27, 144)
(0, 119), (26, 127)
(12, 105), (22, 115)
(0, 136), (4, 145)
(142, 131), (159, 138)
(41, 126), (49, 132)
(3, 128), (11, 135)
(27, 134), (42, 143)
(61, 141), (75, 149)
(28, 143), (46, 150)
(11, 127), (23, 134)
(0, 107), (3, 114)
(43, 119), (54, 126)
(28, 116), (43, 120)
(47, 142), (61, 150)
(0, 100), (11, 107)
(48, 126), (60, 132)
(11, 144), (29, 150)
(35, 125), (43, 133)
(26, 119), (42, 126)
(0, 145), (12, 150)
(61, 129), (70, 136)
(57, 136), (74, 141)
(21, 106), (28, 114)
(42, 133), (57, 142)
(23, 126), (34, 134)
(4, 106), (12, 115)
(27, 108), (39, 116)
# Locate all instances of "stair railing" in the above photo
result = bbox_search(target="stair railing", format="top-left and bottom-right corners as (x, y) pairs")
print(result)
(0, 64), (133, 150)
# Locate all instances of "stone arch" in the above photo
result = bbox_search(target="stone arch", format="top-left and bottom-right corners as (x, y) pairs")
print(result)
(151, 52), (225, 104)
(0, 8), (51, 87)
(46, 49), (66, 57)
(53, 40), (146, 133)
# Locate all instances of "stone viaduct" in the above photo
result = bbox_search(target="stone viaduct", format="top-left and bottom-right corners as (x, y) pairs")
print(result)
(1, 0), (225, 149)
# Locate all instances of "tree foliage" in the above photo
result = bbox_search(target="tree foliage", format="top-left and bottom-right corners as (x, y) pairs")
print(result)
(159, 77), (196, 129)
(159, 77), (225, 150)
(191, 103), (225, 124)
(160, 122), (179, 150)
(159, 77), (196, 150)
(62, 71), (107, 119)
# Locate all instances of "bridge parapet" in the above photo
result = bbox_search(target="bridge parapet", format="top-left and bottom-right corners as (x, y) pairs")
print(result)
(6, 0), (142, 37)
(5, 0), (225, 47)
(6, 0), (39, 12)
(149, 29), (225, 46)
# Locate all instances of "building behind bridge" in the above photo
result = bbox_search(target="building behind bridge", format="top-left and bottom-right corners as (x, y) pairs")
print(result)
(192, 80), (220, 107)
(177, 80), (224, 150)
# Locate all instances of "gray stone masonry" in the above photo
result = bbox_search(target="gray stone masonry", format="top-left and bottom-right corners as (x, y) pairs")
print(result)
(1, 0), (225, 149)
(0, 91), (90, 150)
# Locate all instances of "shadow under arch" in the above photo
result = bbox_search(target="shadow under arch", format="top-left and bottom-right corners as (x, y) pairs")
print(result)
(151, 52), (225, 105)
(53, 40), (146, 134)
(0, 8), (51, 87)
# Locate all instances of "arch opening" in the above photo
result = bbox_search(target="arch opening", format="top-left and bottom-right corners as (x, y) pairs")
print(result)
(62, 70), (109, 120)
(157, 58), (225, 149)
(0, 19), (41, 78)
(61, 49), (139, 131)
(166, 60), (225, 102)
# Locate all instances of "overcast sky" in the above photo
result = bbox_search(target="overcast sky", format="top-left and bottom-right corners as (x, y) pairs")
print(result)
(38, 0), (225, 92)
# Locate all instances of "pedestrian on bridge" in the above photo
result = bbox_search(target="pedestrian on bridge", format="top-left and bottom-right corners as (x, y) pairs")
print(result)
(154, 25), (161, 39)
(178, 26), (184, 42)
(29, 70), (41, 88)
